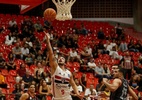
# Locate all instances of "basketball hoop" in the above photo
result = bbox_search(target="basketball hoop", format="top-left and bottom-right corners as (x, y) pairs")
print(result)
(52, 0), (76, 21)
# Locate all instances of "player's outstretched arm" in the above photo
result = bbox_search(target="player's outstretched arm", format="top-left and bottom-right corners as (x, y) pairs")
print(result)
(128, 85), (138, 100)
(19, 93), (29, 100)
(44, 32), (58, 74)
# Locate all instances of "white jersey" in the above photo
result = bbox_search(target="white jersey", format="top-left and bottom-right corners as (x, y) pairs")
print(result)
(51, 66), (72, 100)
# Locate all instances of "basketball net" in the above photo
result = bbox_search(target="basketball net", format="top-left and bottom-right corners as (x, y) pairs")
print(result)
(52, 0), (76, 21)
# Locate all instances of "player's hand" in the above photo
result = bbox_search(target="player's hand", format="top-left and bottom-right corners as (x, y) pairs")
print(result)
(76, 93), (84, 100)
(103, 78), (109, 83)
(44, 31), (50, 40)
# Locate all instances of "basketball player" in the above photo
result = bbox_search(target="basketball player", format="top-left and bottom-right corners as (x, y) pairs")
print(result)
(45, 32), (82, 100)
(20, 84), (38, 100)
(102, 67), (138, 100)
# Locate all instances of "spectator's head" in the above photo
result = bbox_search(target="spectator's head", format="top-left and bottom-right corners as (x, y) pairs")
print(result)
(20, 63), (26, 69)
(0, 88), (2, 94)
(40, 79), (47, 86)
(15, 84), (21, 90)
(125, 51), (130, 56)
(0, 53), (3, 58)
(89, 84), (94, 91)
(26, 70), (30, 76)
(37, 62), (42, 68)
(74, 78), (79, 86)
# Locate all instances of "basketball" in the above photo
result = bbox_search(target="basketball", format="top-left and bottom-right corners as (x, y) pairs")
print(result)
(43, 8), (56, 21)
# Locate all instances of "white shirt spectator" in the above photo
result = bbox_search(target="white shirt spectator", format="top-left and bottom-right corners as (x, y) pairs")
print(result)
(21, 47), (29, 55)
(70, 85), (83, 93)
(85, 88), (97, 100)
(5, 35), (15, 45)
(9, 19), (17, 27)
(69, 50), (78, 57)
(88, 62), (96, 67)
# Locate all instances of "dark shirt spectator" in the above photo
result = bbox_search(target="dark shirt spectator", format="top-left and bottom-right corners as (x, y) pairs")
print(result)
(22, 70), (33, 88)
(0, 53), (6, 69)
(17, 63), (26, 77)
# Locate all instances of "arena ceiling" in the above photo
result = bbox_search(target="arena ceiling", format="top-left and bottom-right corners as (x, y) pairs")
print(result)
(0, 0), (47, 14)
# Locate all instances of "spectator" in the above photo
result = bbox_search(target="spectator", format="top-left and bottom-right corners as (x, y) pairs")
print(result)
(0, 70), (7, 88)
(97, 28), (105, 39)
(70, 78), (83, 100)
(79, 73), (87, 91)
(115, 23), (123, 39)
(96, 78), (106, 92)
(12, 43), (22, 59)
(6, 53), (16, 71)
(0, 53), (6, 69)
(25, 53), (34, 66)
(128, 39), (139, 52)
(38, 79), (51, 100)
(34, 20), (43, 32)
(35, 50), (43, 63)
(121, 52), (133, 80)
(5, 32), (15, 45)
(21, 43), (29, 60)
(87, 57), (96, 74)
(68, 48), (80, 62)
(119, 40), (128, 52)
(0, 88), (6, 100)
(95, 63), (104, 78)
(102, 64), (111, 79)
(84, 84), (97, 100)
(34, 70), (42, 85)
(34, 62), (44, 76)
(109, 46), (123, 60)
(17, 63), (26, 77)
(9, 18), (17, 28)
(22, 70), (33, 88)
(129, 75), (139, 91)
(12, 84), (23, 100)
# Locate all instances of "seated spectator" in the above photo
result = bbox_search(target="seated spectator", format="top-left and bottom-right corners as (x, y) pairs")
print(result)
(12, 43), (22, 59)
(80, 23), (88, 35)
(0, 71), (7, 88)
(0, 88), (6, 100)
(35, 50), (44, 63)
(109, 46), (122, 60)
(79, 73), (87, 91)
(38, 79), (51, 100)
(17, 63), (26, 77)
(84, 84), (97, 100)
(87, 57), (96, 74)
(96, 78), (106, 92)
(41, 72), (51, 85)
(95, 63), (104, 78)
(8, 18), (17, 28)
(70, 78), (83, 100)
(129, 75), (139, 91)
(21, 43), (29, 60)
(34, 70), (43, 85)
(6, 53), (16, 71)
(68, 48), (80, 62)
(80, 46), (92, 60)
(22, 70), (34, 88)
(34, 20), (43, 32)
(15, 74), (21, 84)
(25, 53), (34, 66)
(135, 40), (142, 52)
(5, 32), (15, 45)
(10, 24), (19, 33)
(34, 62), (45, 76)
(97, 28), (105, 39)
(128, 39), (139, 52)
(12, 84), (23, 100)
(0, 53), (6, 69)
(134, 63), (142, 74)
(119, 40), (128, 52)
(102, 64), (111, 79)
